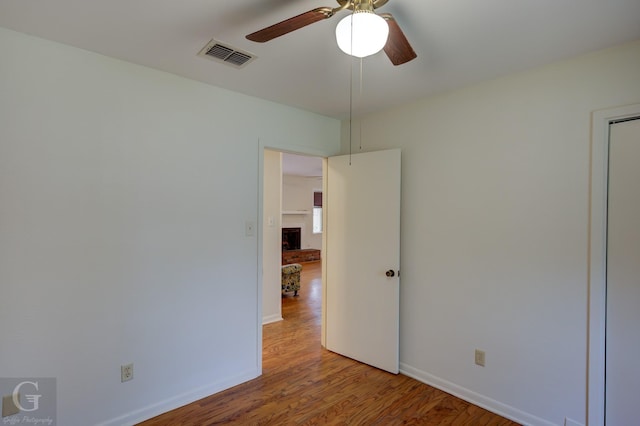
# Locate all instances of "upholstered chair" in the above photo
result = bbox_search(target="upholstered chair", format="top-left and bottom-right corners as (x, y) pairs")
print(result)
(281, 263), (302, 296)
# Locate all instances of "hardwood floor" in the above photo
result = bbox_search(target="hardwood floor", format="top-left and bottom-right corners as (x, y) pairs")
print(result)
(139, 261), (519, 425)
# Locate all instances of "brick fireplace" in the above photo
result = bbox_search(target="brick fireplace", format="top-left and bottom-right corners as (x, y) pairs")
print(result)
(281, 227), (321, 264)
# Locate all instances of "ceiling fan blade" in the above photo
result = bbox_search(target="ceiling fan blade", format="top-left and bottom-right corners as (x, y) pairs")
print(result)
(246, 7), (334, 42)
(380, 13), (417, 66)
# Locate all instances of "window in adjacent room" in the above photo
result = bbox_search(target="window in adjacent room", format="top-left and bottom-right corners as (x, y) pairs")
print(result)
(313, 191), (322, 234)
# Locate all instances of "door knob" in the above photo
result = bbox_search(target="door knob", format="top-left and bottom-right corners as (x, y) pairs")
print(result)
(386, 269), (395, 277)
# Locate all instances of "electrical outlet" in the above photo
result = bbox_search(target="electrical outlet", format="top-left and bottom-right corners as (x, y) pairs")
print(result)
(121, 363), (134, 382)
(475, 349), (486, 367)
(2, 393), (20, 417)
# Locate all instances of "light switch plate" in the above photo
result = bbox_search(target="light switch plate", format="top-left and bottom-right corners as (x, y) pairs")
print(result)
(245, 221), (255, 236)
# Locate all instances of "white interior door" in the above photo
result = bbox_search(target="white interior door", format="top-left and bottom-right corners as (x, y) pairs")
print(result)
(606, 118), (640, 425)
(325, 149), (401, 373)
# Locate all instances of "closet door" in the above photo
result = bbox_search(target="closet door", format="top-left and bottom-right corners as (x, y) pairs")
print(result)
(606, 118), (640, 425)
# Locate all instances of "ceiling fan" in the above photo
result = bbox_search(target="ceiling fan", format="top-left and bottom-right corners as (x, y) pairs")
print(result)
(246, 0), (417, 65)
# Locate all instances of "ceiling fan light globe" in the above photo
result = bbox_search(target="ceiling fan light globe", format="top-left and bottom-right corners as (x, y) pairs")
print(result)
(335, 12), (389, 58)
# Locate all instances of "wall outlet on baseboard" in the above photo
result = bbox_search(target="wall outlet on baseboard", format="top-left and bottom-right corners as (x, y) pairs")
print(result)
(474, 349), (486, 367)
(121, 363), (134, 382)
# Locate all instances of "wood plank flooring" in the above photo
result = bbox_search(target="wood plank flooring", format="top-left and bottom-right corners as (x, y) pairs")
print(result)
(138, 261), (520, 425)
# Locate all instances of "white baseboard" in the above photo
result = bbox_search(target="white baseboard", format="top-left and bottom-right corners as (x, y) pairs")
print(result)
(97, 368), (260, 426)
(399, 363), (555, 426)
(262, 314), (283, 325)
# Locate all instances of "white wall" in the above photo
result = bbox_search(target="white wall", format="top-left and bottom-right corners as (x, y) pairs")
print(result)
(341, 40), (640, 425)
(282, 175), (323, 250)
(0, 27), (340, 426)
(262, 150), (282, 324)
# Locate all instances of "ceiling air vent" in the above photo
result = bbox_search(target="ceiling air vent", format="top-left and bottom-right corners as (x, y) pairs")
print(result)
(198, 39), (256, 69)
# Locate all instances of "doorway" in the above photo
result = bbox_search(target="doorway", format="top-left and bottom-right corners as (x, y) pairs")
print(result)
(261, 148), (402, 374)
(262, 149), (324, 331)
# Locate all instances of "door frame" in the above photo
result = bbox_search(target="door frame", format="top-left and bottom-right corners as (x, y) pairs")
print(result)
(588, 103), (640, 425)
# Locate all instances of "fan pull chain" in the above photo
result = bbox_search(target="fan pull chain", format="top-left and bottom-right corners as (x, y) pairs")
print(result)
(348, 57), (352, 165)
(349, 9), (354, 166)
(359, 57), (363, 151)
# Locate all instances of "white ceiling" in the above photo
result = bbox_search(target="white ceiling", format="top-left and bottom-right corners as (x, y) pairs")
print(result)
(0, 0), (639, 120)
(282, 153), (323, 177)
